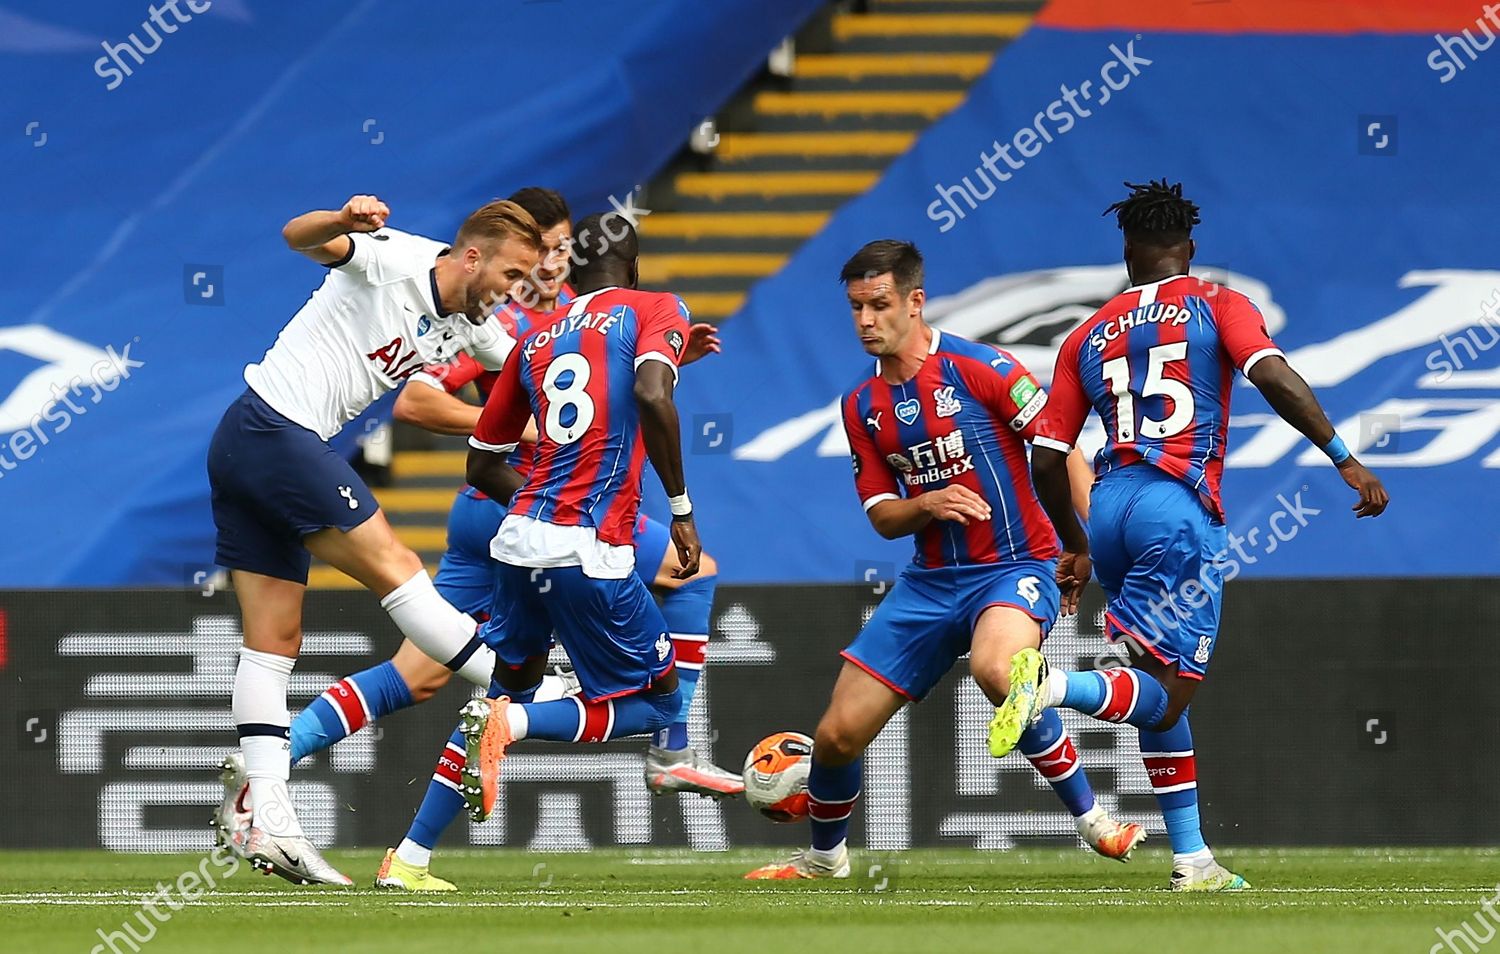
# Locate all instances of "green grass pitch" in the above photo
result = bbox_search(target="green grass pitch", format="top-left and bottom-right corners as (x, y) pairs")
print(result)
(5, 847), (1495, 954)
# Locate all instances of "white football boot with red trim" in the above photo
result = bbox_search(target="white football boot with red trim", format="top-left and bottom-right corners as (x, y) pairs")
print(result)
(211, 752), (251, 858)
(644, 746), (745, 798)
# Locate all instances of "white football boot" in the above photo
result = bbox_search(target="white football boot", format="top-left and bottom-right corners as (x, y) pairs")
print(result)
(211, 752), (251, 858)
(644, 746), (745, 798)
(1170, 858), (1251, 892)
(244, 827), (353, 886)
(1076, 806), (1147, 862)
(745, 845), (851, 880)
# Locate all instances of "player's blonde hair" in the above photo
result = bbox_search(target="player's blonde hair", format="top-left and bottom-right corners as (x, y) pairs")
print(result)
(455, 199), (542, 251)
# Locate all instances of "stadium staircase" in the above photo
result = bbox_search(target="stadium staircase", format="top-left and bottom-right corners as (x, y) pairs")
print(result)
(307, 0), (1042, 589)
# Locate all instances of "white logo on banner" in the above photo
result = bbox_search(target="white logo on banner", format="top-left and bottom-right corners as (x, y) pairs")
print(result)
(733, 266), (1500, 469)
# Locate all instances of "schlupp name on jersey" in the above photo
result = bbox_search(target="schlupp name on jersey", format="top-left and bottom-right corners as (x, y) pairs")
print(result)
(523, 309), (624, 358)
(1089, 301), (1192, 351)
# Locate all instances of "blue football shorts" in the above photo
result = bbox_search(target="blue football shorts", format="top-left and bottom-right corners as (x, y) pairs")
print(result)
(842, 560), (1060, 700)
(1087, 464), (1228, 680)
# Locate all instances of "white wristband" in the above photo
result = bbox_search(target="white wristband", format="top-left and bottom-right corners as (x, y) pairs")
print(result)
(668, 492), (692, 517)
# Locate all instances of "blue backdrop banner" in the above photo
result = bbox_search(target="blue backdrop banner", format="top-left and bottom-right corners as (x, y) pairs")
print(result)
(0, 0), (821, 585)
(673, 24), (1500, 582)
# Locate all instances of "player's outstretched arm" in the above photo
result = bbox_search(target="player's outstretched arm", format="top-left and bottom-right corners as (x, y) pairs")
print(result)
(282, 195), (389, 264)
(394, 379), (483, 436)
(635, 362), (701, 579)
(1247, 356), (1389, 518)
(1032, 447), (1092, 614)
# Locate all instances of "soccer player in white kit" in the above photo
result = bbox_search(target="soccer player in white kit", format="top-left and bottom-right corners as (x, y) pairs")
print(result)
(205, 195), (540, 884)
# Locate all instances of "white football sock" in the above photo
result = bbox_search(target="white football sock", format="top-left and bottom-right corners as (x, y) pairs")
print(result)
(1043, 669), (1068, 708)
(506, 701), (530, 741)
(395, 838), (432, 868)
(381, 570), (496, 687)
(1174, 847), (1215, 867)
(234, 647), (301, 837)
(1076, 803), (1106, 830)
(807, 842), (845, 865)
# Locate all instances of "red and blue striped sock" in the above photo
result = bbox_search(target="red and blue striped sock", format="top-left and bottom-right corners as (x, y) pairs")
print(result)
(807, 757), (861, 852)
(398, 681), (540, 861)
(1058, 667), (1169, 729)
(1018, 708), (1095, 817)
(517, 689), (679, 742)
(290, 660), (413, 764)
(1139, 710), (1206, 855)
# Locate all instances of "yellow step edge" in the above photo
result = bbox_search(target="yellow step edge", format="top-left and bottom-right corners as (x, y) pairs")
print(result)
(832, 12), (1032, 38)
(753, 90), (962, 119)
(308, 563), (442, 590)
(674, 170), (879, 198)
(683, 292), (746, 318)
(371, 487), (463, 512)
(394, 526), (449, 550)
(795, 53), (993, 80)
(717, 131), (914, 159)
(639, 254), (787, 282)
(644, 211), (829, 239)
(393, 450), (468, 477)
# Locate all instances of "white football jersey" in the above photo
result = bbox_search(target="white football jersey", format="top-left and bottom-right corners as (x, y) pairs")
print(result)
(244, 228), (515, 441)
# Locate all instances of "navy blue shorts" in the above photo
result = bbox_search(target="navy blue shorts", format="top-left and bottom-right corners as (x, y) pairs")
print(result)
(478, 563), (675, 702)
(842, 560), (1059, 701)
(1088, 465), (1227, 680)
(207, 388), (378, 584)
(435, 491), (677, 620)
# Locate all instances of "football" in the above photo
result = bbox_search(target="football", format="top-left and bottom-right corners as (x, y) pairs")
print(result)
(741, 731), (814, 822)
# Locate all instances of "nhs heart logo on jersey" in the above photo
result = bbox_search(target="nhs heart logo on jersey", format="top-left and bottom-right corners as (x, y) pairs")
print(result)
(894, 399), (920, 425)
(416, 316), (432, 337)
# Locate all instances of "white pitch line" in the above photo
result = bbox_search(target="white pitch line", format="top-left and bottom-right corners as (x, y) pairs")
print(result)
(1, 886), (1489, 903)
(1, 886), (1491, 898)
(1, 897), (1484, 910)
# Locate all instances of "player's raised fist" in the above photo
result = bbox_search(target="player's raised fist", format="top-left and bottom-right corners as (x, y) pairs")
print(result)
(341, 195), (389, 232)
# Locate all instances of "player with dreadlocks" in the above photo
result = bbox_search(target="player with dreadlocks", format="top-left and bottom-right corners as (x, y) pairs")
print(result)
(990, 179), (1388, 891)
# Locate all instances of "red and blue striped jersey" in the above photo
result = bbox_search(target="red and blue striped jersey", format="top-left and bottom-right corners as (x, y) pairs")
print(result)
(1045, 274), (1282, 520)
(842, 329), (1059, 568)
(471, 286), (691, 547)
(418, 286), (576, 493)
